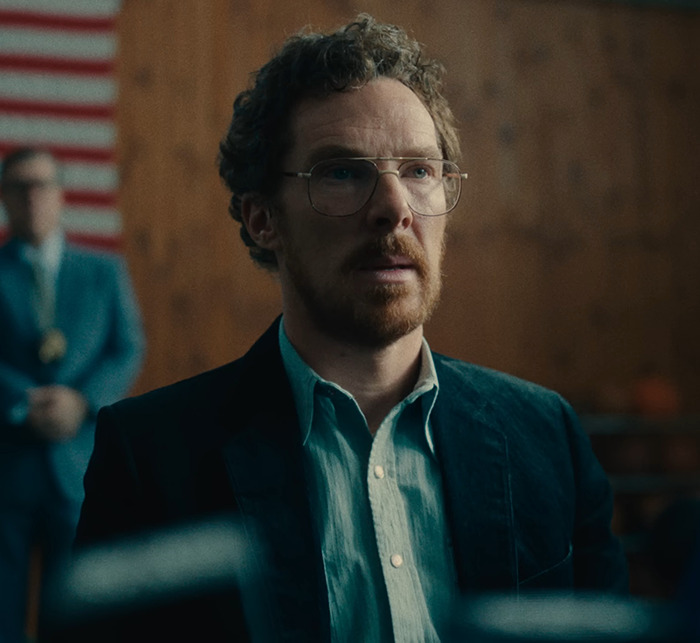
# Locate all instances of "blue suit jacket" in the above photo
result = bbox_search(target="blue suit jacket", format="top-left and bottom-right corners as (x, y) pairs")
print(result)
(0, 238), (145, 503)
(75, 318), (627, 641)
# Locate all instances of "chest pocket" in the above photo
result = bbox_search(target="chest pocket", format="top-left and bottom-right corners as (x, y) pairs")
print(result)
(518, 543), (574, 590)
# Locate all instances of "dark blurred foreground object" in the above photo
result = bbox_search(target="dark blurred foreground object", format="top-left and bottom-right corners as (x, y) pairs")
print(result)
(648, 496), (700, 596)
(676, 537), (700, 641)
(446, 593), (685, 642)
(40, 517), (273, 642)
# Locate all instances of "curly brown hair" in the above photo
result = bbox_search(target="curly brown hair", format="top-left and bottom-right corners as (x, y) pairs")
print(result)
(218, 13), (460, 269)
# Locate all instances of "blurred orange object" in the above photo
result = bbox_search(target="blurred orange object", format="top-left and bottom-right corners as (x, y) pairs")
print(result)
(631, 374), (682, 418)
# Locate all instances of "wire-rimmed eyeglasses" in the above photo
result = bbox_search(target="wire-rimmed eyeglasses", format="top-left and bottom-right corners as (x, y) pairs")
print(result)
(282, 157), (468, 217)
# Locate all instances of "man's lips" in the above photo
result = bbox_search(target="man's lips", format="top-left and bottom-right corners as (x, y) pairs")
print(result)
(341, 235), (428, 279)
(357, 255), (415, 271)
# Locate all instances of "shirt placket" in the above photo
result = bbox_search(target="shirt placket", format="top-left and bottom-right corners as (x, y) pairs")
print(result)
(367, 407), (440, 643)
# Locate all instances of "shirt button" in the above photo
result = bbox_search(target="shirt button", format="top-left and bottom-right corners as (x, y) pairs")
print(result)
(373, 465), (385, 479)
(390, 554), (403, 568)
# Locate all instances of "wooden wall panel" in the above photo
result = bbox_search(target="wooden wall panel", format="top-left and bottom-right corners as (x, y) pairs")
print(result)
(116, 0), (700, 412)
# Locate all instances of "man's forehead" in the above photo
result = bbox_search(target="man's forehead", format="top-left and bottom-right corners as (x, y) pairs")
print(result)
(288, 79), (441, 164)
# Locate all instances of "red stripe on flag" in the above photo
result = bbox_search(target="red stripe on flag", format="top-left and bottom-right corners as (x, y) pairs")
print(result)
(64, 190), (118, 208)
(0, 98), (114, 120)
(0, 9), (116, 32)
(0, 142), (114, 163)
(0, 54), (114, 75)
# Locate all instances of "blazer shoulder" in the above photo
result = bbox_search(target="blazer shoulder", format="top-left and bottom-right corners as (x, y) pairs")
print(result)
(0, 239), (20, 265)
(432, 352), (572, 422)
(100, 319), (287, 443)
(64, 243), (126, 273)
(109, 360), (244, 422)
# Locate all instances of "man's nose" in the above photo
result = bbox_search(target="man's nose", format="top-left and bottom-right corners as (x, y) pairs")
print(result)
(25, 186), (44, 203)
(364, 171), (413, 231)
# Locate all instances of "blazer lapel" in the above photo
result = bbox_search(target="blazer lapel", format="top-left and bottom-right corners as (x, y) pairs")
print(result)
(53, 247), (84, 335)
(219, 321), (329, 641)
(0, 242), (38, 336)
(432, 360), (518, 593)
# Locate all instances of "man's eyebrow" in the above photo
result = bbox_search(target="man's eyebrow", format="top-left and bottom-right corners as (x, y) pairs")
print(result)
(304, 146), (364, 167)
(304, 145), (445, 168)
(399, 145), (444, 159)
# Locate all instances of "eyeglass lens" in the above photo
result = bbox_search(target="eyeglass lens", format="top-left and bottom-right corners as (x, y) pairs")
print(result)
(308, 159), (462, 217)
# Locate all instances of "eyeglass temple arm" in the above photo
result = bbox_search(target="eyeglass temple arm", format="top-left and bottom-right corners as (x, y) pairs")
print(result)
(374, 169), (469, 181)
(283, 171), (468, 180)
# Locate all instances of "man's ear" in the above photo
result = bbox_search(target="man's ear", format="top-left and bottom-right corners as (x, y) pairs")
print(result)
(240, 194), (281, 251)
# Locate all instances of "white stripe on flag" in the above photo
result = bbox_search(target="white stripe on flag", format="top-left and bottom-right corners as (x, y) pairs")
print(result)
(0, 71), (115, 104)
(0, 0), (121, 18)
(0, 27), (117, 61)
(62, 160), (118, 192)
(62, 204), (122, 236)
(0, 114), (115, 147)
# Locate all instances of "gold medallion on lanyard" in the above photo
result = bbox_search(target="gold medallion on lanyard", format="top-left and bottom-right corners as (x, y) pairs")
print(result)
(39, 328), (67, 364)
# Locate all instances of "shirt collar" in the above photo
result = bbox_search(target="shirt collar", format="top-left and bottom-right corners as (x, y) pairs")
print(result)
(19, 229), (64, 275)
(279, 319), (319, 444)
(278, 318), (439, 454)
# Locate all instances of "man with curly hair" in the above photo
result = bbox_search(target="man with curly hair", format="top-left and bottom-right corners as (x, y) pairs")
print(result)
(74, 14), (628, 641)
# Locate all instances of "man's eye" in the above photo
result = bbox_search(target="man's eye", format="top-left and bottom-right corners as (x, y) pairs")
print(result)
(317, 162), (371, 182)
(315, 164), (352, 181)
(403, 164), (437, 180)
(412, 167), (429, 179)
(329, 166), (354, 180)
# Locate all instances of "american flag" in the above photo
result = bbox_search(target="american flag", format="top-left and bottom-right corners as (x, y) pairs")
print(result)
(0, 0), (122, 251)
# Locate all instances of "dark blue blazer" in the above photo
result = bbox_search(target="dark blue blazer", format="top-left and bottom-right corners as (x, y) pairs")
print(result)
(75, 318), (628, 641)
(0, 238), (145, 503)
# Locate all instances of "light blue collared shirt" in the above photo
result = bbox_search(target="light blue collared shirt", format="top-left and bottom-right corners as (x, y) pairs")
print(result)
(18, 229), (64, 287)
(279, 321), (457, 642)
(18, 230), (64, 330)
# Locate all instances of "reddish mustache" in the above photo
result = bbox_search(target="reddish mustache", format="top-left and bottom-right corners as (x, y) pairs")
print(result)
(342, 235), (429, 277)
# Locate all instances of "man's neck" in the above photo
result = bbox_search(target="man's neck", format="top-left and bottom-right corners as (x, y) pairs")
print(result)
(17, 228), (62, 251)
(17, 229), (64, 268)
(283, 315), (424, 434)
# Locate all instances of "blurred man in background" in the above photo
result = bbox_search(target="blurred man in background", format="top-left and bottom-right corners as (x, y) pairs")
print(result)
(0, 147), (145, 642)
(75, 15), (627, 641)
